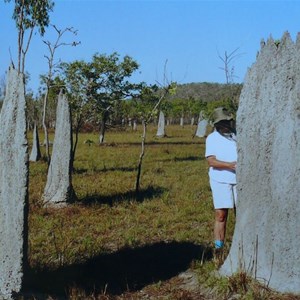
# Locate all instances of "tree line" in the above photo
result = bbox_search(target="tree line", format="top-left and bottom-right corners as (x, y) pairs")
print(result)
(1, 59), (243, 135)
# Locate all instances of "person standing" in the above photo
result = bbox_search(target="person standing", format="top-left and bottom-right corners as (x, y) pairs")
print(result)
(205, 107), (237, 250)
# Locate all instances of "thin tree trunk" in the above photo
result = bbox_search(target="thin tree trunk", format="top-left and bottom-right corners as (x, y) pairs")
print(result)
(42, 88), (50, 165)
(72, 119), (81, 172)
(99, 120), (105, 144)
(99, 111), (108, 144)
(135, 120), (146, 194)
(21, 27), (34, 74)
(135, 84), (171, 196)
(71, 116), (82, 172)
(17, 1), (25, 72)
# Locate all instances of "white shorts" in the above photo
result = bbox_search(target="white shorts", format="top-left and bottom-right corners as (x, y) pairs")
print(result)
(210, 179), (237, 209)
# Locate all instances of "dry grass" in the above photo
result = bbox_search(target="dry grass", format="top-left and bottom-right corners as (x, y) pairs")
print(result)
(22, 125), (299, 299)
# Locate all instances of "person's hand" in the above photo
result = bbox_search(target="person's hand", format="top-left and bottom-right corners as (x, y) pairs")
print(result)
(228, 161), (237, 171)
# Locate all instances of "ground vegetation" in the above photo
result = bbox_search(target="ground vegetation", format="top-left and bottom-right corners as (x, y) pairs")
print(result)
(24, 126), (298, 299)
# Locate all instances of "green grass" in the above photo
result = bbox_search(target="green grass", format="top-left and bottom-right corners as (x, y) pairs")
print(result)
(24, 125), (299, 299)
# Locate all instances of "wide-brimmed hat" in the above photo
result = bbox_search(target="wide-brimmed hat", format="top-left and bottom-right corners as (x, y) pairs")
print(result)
(211, 107), (233, 125)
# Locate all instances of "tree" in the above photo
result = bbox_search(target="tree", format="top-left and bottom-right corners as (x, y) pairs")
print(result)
(171, 98), (186, 124)
(218, 47), (244, 111)
(59, 59), (96, 161)
(61, 52), (142, 144)
(187, 97), (207, 120)
(5, 0), (54, 73)
(159, 99), (173, 125)
(135, 67), (177, 194)
(40, 24), (79, 164)
(89, 53), (141, 143)
(25, 91), (37, 129)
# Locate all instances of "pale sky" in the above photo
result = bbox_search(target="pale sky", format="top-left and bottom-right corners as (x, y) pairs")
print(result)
(1, 0), (300, 94)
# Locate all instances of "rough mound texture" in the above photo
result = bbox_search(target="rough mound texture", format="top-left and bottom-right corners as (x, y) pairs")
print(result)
(0, 66), (29, 298)
(195, 119), (208, 137)
(221, 32), (300, 293)
(43, 90), (75, 206)
(29, 123), (41, 161)
(156, 111), (165, 137)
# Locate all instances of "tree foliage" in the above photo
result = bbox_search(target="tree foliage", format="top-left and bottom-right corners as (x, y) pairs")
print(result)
(5, 0), (55, 72)
(8, 0), (54, 34)
(26, 79), (242, 133)
(135, 81), (176, 194)
(60, 52), (143, 143)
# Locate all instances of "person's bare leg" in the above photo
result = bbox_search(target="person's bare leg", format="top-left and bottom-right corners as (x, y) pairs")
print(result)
(214, 209), (228, 248)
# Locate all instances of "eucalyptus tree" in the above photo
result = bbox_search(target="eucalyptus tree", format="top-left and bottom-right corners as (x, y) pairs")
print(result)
(112, 98), (132, 127)
(171, 98), (187, 124)
(90, 53), (142, 143)
(40, 24), (79, 164)
(61, 52), (142, 144)
(192, 98), (208, 116)
(218, 47), (244, 111)
(125, 85), (159, 127)
(159, 99), (172, 125)
(39, 76), (65, 127)
(135, 81), (177, 194)
(25, 91), (37, 129)
(5, 0), (54, 73)
(59, 59), (95, 160)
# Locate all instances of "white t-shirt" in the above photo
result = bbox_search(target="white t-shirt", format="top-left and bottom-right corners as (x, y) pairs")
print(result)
(205, 130), (237, 184)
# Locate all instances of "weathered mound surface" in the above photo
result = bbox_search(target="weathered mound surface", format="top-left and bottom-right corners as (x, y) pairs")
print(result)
(221, 32), (300, 293)
(0, 66), (28, 298)
(43, 89), (75, 206)
(29, 123), (41, 162)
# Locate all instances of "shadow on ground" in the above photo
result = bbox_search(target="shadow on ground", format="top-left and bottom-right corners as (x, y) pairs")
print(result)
(23, 241), (213, 299)
(93, 140), (205, 147)
(80, 186), (167, 206)
(74, 166), (136, 174)
(124, 140), (205, 146)
(155, 155), (206, 163)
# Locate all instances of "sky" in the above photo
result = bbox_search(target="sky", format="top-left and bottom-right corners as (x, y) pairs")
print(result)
(1, 0), (300, 95)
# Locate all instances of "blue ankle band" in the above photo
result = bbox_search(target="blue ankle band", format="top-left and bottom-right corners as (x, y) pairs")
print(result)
(215, 240), (224, 249)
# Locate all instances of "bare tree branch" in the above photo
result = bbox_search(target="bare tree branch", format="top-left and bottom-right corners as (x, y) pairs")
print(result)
(42, 24), (80, 165)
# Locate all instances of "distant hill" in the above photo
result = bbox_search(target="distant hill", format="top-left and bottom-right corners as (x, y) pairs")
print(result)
(171, 82), (243, 102)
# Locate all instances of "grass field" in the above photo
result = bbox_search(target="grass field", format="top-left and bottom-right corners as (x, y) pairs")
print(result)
(24, 125), (299, 299)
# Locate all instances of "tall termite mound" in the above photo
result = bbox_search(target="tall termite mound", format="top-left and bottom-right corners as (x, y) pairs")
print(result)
(0, 66), (29, 299)
(43, 89), (76, 207)
(221, 32), (300, 293)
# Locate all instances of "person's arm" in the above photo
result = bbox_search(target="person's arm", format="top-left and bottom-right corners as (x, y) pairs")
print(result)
(206, 155), (236, 171)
